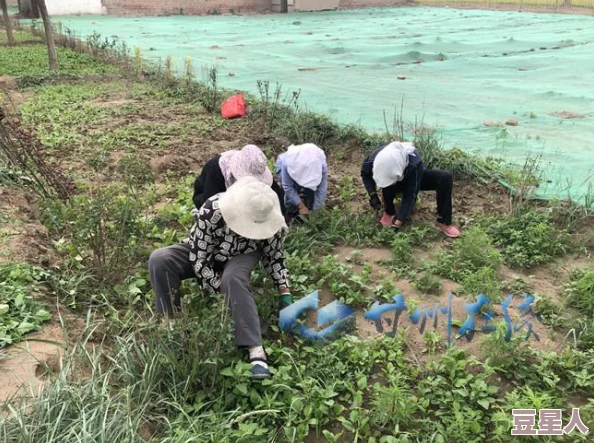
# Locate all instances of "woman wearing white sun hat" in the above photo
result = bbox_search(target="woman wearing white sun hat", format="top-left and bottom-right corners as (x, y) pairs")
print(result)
(148, 176), (293, 380)
(275, 143), (328, 220)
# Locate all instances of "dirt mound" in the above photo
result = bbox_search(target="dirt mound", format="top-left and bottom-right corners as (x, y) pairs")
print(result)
(0, 187), (56, 266)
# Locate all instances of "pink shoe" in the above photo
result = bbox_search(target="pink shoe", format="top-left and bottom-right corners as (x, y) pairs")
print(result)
(380, 213), (393, 228)
(436, 222), (461, 238)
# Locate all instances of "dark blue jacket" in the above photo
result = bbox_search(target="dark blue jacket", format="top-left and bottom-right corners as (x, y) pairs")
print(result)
(361, 145), (424, 223)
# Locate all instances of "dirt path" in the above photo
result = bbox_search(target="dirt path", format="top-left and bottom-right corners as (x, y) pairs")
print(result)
(0, 321), (64, 404)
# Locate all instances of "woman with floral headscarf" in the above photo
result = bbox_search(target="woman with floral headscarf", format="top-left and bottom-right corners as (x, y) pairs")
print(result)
(192, 144), (286, 215)
(275, 143), (328, 220)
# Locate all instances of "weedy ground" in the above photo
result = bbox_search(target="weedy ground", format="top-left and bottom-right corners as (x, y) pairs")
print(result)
(0, 26), (593, 443)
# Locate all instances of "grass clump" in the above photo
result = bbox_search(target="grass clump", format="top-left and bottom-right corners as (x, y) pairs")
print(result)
(484, 211), (568, 268)
(564, 269), (594, 317)
(436, 226), (503, 282)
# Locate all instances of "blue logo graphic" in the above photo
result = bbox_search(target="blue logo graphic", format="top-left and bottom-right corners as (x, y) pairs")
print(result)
(280, 291), (541, 344)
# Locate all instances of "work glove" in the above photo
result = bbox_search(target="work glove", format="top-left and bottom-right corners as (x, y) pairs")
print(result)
(279, 293), (294, 311)
(369, 193), (381, 211)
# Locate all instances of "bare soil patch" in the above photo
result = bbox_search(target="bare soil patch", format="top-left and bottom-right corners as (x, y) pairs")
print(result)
(0, 187), (56, 267)
(0, 322), (64, 403)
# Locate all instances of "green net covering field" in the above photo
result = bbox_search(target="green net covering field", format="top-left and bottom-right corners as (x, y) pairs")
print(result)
(55, 7), (594, 201)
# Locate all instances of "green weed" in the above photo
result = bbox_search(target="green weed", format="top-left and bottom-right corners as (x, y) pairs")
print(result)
(564, 268), (594, 317)
(485, 211), (568, 268)
(436, 226), (502, 281)
(0, 263), (52, 347)
(413, 271), (443, 295)
(460, 267), (501, 302)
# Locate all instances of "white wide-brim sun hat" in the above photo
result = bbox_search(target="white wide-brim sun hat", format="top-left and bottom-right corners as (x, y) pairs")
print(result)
(218, 176), (287, 240)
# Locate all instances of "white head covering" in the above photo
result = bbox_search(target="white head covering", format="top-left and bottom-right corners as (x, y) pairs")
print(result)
(218, 176), (287, 240)
(285, 143), (326, 191)
(372, 142), (416, 188)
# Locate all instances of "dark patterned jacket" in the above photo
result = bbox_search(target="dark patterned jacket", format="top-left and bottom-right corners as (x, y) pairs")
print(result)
(185, 195), (289, 293)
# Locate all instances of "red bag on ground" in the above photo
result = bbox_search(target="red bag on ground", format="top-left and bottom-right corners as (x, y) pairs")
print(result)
(221, 93), (246, 119)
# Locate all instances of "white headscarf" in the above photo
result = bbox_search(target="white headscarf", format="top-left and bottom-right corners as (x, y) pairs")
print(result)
(285, 143), (326, 191)
(372, 142), (416, 188)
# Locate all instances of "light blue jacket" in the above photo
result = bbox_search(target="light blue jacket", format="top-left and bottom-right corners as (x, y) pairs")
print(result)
(275, 153), (328, 210)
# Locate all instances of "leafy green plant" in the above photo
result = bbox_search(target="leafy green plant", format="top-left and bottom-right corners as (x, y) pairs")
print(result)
(564, 268), (594, 317)
(0, 263), (52, 347)
(0, 45), (120, 78)
(316, 255), (372, 306)
(484, 211), (568, 268)
(436, 226), (502, 281)
(42, 184), (154, 292)
(391, 235), (413, 271)
(413, 271), (443, 295)
(460, 267), (501, 301)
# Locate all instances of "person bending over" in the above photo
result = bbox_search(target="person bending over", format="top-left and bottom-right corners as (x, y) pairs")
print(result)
(149, 176), (294, 379)
(361, 141), (460, 238)
(275, 143), (328, 220)
(193, 144), (286, 215)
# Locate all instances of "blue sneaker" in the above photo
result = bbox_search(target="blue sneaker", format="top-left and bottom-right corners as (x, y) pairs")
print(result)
(249, 361), (271, 380)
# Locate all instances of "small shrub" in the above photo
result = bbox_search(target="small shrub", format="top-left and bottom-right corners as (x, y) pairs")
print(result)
(459, 267), (501, 302)
(413, 271), (443, 295)
(391, 235), (412, 269)
(42, 184), (153, 289)
(436, 226), (502, 281)
(564, 268), (594, 317)
(117, 154), (155, 187)
(533, 294), (564, 328)
(485, 211), (568, 268)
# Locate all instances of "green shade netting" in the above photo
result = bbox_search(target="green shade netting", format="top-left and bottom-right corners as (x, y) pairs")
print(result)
(52, 6), (593, 201)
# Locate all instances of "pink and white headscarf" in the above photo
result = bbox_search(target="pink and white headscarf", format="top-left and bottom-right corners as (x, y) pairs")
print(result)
(218, 145), (273, 188)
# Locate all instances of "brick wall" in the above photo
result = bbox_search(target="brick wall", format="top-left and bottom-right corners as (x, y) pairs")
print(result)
(339, 0), (412, 8)
(103, 0), (411, 15)
(103, 0), (273, 15)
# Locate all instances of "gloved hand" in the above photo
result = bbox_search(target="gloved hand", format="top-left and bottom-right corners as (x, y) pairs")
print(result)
(369, 193), (381, 211)
(279, 293), (294, 311)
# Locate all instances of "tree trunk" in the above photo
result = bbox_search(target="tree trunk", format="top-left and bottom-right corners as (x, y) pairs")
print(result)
(34, 0), (57, 70)
(18, 0), (39, 19)
(1, 0), (15, 45)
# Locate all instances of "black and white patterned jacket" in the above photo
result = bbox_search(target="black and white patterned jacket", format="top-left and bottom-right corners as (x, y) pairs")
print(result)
(185, 195), (289, 293)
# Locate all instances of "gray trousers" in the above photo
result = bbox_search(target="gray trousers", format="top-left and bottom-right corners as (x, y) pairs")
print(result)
(148, 243), (263, 347)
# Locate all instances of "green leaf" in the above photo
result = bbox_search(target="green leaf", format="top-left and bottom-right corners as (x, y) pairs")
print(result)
(219, 367), (234, 377)
(477, 398), (491, 409)
(235, 383), (248, 395)
(357, 375), (367, 390)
